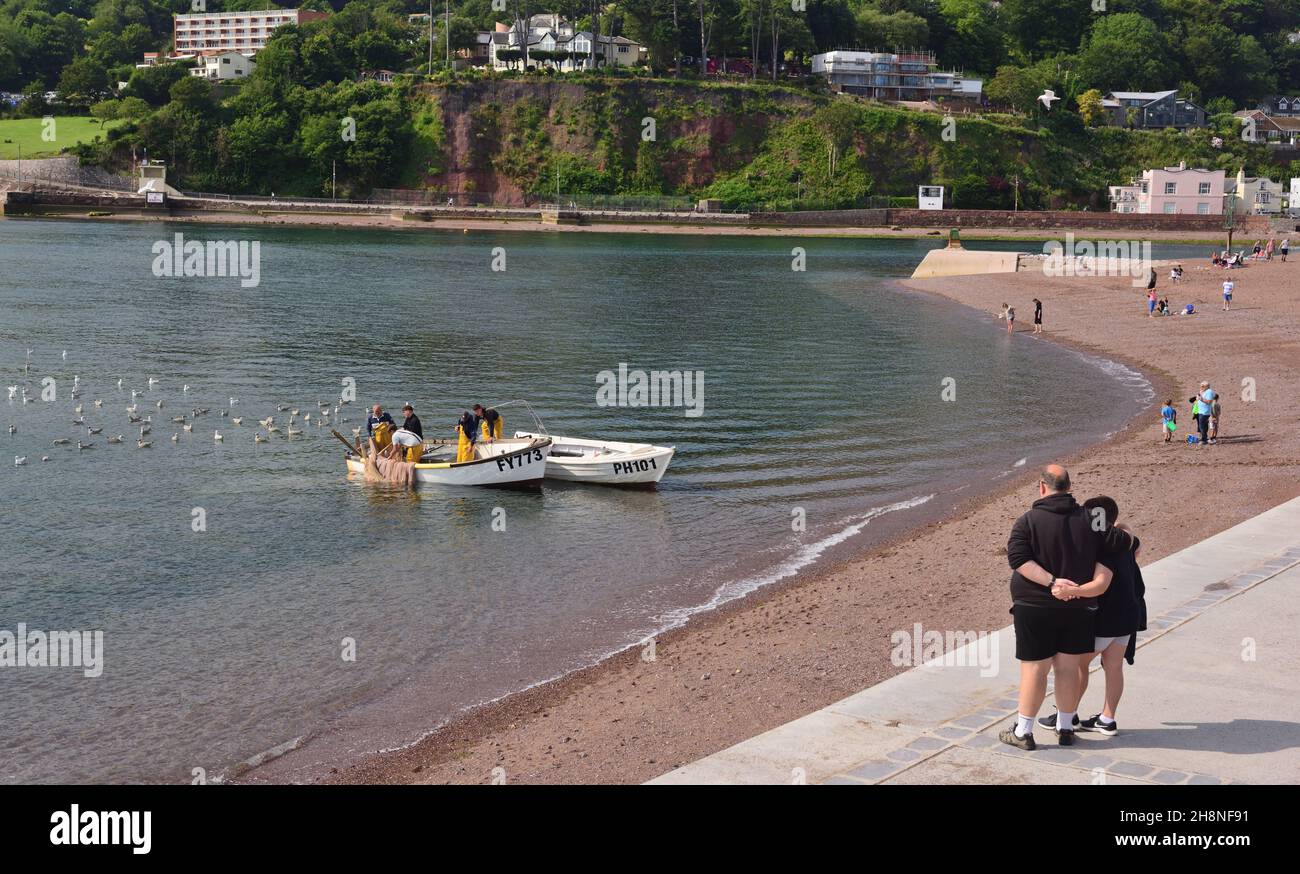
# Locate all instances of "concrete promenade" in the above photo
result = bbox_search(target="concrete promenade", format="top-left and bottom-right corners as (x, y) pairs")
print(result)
(650, 495), (1300, 785)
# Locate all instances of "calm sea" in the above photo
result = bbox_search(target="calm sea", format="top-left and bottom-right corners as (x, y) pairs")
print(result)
(0, 220), (1186, 782)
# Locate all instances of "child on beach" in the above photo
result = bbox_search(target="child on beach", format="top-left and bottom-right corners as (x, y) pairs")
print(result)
(1157, 296), (1169, 315)
(999, 303), (1015, 333)
(1032, 298), (1043, 334)
(1161, 399), (1177, 443)
(1282, 239), (1290, 262)
(1147, 288), (1157, 317)
(1223, 278), (1234, 311)
(1209, 393), (1221, 443)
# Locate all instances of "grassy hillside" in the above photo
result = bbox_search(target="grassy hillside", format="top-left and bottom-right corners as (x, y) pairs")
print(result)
(410, 80), (1289, 211)
(0, 117), (123, 159)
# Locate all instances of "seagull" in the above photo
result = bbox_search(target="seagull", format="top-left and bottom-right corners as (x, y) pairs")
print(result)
(137, 438), (152, 449)
(156, 400), (164, 409)
(71, 416), (85, 426)
(267, 424), (282, 434)
(87, 427), (102, 435)
(116, 378), (123, 389)
(229, 397), (239, 407)
(231, 416), (243, 426)
(193, 407), (210, 416)
(77, 441), (93, 451)
(290, 409), (299, 417)
(183, 384), (190, 394)
(7, 386), (17, 399)
(148, 377), (159, 387)
(1038, 89), (1060, 110)
(14, 456), (26, 466)
(214, 431), (223, 442)
(126, 404), (138, 413)
(6, 424), (14, 435)
(61, 350), (67, 360)
(40, 456), (49, 462)
(128, 414), (142, 424)
(254, 433), (268, 443)
(171, 433), (179, 443)
(51, 438), (70, 446)
(131, 389), (143, 399)
(219, 408), (227, 417)
(276, 404), (290, 412)
(259, 417), (274, 428)
(286, 426), (302, 437)
(304, 412), (312, 422)
(140, 424), (151, 436)
(72, 375), (80, 386)
(182, 423), (193, 432)
(74, 404), (83, 414)
(107, 435), (123, 444)
(93, 399), (102, 408)
(171, 416), (186, 424)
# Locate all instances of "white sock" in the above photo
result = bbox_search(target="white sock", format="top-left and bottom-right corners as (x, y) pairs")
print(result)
(1098, 714), (1116, 726)
(1057, 710), (1076, 731)
(1015, 714), (1035, 737)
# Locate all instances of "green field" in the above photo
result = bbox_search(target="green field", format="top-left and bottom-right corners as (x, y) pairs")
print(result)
(0, 116), (124, 159)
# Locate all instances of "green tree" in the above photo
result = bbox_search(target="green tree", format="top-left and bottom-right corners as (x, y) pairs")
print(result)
(1076, 13), (1170, 91)
(1076, 88), (1105, 126)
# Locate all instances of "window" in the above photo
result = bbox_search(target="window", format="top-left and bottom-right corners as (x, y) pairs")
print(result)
(1199, 182), (1211, 195)
(1197, 202), (1210, 214)
(1163, 203), (1177, 213)
(618, 45), (628, 53)
(1164, 182), (1177, 194)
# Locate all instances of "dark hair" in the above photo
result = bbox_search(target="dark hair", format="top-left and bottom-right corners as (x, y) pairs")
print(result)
(402, 404), (413, 412)
(472, 404), (484, 412)
(1083, 495), (1119, 529)
(1041, 466), (1070, 492)
(1165, 399), (1172, 405)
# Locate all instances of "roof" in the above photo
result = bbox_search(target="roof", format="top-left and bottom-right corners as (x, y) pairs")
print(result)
(1108, 90), (1177, 102)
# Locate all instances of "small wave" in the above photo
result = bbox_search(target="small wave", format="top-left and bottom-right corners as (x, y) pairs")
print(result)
(656, 493), (935, 630)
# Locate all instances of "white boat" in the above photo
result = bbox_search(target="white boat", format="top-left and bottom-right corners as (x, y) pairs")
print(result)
(341, 433), (552, 487)
(515, 431), (674, 485)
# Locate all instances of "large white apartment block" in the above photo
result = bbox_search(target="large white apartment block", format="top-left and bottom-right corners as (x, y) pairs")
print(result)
(172, 8), (329, 58)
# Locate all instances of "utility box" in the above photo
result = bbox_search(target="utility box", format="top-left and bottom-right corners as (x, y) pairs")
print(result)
(918, 185), (945, 210)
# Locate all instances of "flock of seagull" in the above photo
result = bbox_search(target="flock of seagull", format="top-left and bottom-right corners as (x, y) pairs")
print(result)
(7, 350), (366, 468)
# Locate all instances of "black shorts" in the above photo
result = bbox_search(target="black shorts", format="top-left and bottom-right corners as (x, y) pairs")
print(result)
(1012, 605), (1095, 661)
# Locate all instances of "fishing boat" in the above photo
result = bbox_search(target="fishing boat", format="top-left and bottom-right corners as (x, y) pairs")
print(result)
(516, 431), (674, 485)
(338, 431), (552, 487)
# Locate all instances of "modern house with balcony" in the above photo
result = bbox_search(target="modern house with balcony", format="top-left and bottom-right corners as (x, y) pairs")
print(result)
(1100, 90), (1205, 130)
(170, 8), (329, 59)
(810, 50), (982, 103)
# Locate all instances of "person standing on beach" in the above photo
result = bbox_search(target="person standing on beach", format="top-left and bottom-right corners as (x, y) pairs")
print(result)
(1147, 287), (1157, 317)
(1209, 393), (1221, 444)
(1191, 382), (1213, 447)
(1161, 399), (1176, 443)
(1223, 278), (1233, 311)
(1000, 303), (1016, 334)
(1281, 238), (1290, 262)
(1032, 298), (1043, 334)
(1000, 465), (1115, 750)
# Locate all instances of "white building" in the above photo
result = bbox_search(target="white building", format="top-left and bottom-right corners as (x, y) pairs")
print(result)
(487, 17), (643, 70)
(1225, 175), (1284, 216)
(172, 8), (329, 58)
(810, 50), (981, 103)
(189, 51), (256, 81)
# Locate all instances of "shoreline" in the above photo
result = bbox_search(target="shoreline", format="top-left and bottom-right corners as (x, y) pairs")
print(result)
(243, 256), (1300, 786)
(1, 209), (1243, 245)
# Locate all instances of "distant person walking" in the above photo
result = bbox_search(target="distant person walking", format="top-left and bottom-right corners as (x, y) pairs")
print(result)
(1281, 238), (1290, 262)
(1147, 287), (1157, 317)
(1032, 298), (1043, 334)
(1000, 465), (1117, 750)
(1223, 278), (1234, 311)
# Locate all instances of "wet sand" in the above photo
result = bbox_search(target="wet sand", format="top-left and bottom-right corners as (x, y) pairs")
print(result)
(245, 254), (1300, 785)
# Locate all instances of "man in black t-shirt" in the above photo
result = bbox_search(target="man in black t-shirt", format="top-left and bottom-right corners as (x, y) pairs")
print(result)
(400, 404), (423, 439)
(999, 464), (1116, 751)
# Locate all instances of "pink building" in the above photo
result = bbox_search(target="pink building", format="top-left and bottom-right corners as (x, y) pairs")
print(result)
(1109, 162), (1227, 215)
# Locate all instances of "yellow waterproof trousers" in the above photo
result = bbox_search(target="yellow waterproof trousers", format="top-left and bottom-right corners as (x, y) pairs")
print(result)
(456, 426), (475, 463)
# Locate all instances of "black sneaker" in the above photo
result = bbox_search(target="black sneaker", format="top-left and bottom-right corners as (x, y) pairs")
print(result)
(1079, 714), (1118, 737)
(1058, 729), (1076, 746)
(1037, 711), (1080, 731)
(998, 726), (1036, 751)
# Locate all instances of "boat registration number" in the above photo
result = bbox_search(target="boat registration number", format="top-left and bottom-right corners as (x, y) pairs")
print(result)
(613, 458), (657, 475)
(496, 448), (546, 471)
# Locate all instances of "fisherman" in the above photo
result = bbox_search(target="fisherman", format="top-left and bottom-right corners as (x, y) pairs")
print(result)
(455, 410), (478, 463)
(400, 403), (423, 440)
(474, 403), (502, 442)
(367, 403), (395, 451)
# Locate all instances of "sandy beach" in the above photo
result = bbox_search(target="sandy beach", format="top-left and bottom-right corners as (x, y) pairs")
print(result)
(239, 248), (1300, 785)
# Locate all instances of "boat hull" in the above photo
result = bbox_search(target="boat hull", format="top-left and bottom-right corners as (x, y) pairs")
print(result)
(346, 437), (551, 486)
(515, 432), (674, 485)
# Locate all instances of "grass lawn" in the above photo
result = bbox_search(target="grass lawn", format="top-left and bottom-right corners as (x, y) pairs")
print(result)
(0, 116), (124, 159)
